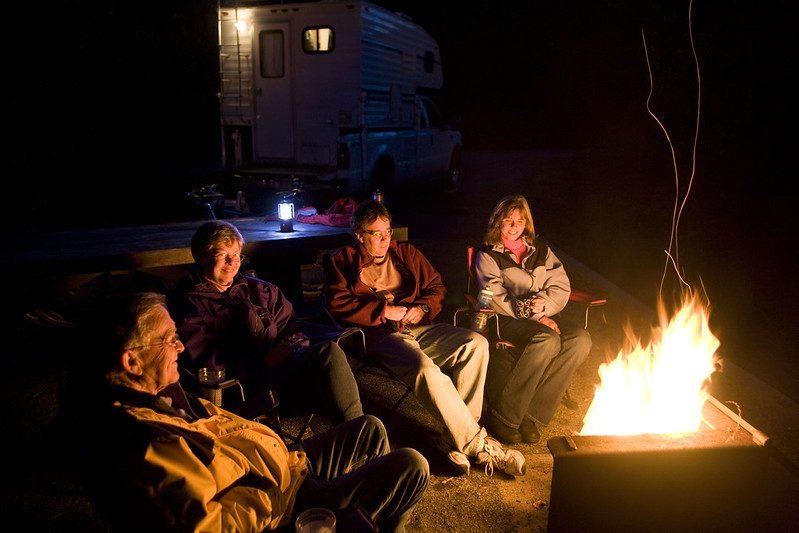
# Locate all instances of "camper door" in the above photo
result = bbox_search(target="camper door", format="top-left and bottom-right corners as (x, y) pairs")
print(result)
(254, 22), (294, 161)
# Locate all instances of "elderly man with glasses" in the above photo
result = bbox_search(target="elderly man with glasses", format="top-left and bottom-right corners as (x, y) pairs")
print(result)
(67, 292), (428, 532)
(171, 220), (363, 423)
(323, 200), (526, 478)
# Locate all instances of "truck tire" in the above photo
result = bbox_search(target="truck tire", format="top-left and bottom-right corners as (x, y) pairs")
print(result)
(443, 147), (462, 192)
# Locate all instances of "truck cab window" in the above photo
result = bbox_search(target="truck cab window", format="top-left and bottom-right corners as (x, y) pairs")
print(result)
(303, 27), (335, 53)
(424, 99), (445, 129)
(260, 30), (284, 78)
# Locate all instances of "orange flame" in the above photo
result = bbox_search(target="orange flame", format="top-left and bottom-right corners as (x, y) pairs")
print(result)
(580, 295), (719, 436)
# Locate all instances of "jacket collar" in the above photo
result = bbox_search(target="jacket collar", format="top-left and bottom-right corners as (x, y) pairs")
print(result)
(353, 240), (400, 269)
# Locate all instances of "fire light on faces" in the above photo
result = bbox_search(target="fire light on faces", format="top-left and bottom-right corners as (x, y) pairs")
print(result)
(580, 295), (720, 436)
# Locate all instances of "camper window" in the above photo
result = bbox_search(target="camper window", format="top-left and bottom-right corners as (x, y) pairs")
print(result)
(303, 27), (335, 53)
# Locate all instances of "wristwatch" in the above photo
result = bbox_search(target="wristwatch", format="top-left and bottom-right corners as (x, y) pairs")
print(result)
(418, 304), (430, 314)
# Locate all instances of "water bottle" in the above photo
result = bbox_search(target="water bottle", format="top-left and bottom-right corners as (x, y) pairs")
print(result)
(477, 286), (493, 310)
(471, 286), (493, 332)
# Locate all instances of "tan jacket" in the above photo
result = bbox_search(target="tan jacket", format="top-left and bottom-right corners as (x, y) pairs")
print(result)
(81, 385), (307, 532)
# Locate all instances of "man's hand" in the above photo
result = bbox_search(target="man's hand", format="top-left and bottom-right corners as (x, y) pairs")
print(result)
(538, 315), (560, 334)
(384, 304), (407, 322)
(401, 306), (426, 325)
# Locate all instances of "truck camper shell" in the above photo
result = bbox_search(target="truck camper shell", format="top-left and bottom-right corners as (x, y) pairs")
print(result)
(218, 0), (462, 206)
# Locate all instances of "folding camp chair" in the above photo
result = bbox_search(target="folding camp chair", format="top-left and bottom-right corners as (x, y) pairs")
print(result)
(453, 245), (607, 409)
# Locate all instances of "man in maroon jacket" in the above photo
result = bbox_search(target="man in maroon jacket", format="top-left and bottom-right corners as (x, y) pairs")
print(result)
(323, 200), (525, 477)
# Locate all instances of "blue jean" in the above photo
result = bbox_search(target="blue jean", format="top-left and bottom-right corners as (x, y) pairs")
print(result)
(489, 315), (591, 427)
(366, 323), (489, 452)
(296, 415), (429, 532)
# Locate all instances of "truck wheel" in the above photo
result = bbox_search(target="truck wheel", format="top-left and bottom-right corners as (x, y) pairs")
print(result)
(443, 148), (462, 192)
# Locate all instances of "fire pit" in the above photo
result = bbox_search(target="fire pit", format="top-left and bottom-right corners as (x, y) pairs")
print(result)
(547, 396), (769, 532)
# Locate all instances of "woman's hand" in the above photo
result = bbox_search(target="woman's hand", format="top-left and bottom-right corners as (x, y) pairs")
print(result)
(531, 297), (546, 314)
(538, 315), (560, 334)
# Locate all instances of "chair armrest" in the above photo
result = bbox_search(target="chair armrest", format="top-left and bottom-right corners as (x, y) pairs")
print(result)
(569, 288), (607, 306)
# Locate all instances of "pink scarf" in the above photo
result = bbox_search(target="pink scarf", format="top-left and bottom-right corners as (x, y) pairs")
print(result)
(502, 237), (526, 264)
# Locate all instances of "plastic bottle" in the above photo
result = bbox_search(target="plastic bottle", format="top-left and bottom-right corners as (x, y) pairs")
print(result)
(477, 286), (493, 310)
(471, 286), (494, 332)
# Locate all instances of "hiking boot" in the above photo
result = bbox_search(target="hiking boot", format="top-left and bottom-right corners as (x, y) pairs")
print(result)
(475, 436), (526, 477)
(484, 412), (521, 445)
(519, 418), (541, 444)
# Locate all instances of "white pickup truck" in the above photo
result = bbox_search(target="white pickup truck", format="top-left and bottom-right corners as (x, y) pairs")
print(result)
(218, 0), (463, 211)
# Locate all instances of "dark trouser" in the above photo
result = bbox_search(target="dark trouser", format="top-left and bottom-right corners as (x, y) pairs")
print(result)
(295, 415), (429, 533)
(273, 340), (364, 423)
(488, 315), (591, 427)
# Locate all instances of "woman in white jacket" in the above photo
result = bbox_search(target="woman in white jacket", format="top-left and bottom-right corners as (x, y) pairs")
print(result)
(474, 194), (591, 445)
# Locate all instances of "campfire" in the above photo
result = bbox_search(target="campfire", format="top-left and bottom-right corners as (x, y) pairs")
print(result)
(547, 295), (770, 532)
(581, 294), (719, 436)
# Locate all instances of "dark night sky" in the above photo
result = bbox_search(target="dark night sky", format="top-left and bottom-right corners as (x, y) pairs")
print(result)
(8, 1), (796, 397)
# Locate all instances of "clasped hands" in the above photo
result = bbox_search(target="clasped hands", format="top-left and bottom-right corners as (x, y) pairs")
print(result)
(531, 297), (561, 334)
(385, 304), (425, 326)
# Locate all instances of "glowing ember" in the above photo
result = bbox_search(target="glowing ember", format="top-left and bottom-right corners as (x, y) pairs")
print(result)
(580, 296), (720, 436)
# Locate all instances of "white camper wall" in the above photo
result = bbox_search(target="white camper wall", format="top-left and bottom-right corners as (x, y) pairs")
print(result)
(360, 2), (442, 129)
(289, 3), (362, 166)
(218, 0), (445, 168)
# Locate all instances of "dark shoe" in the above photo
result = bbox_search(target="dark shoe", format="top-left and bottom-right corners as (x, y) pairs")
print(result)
(519, 418), (541, 444)
(561, 389), (578, 410)
(484, 413), (521, 445)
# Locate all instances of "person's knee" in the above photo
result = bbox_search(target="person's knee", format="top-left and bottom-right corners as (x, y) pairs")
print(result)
(361, 414), (388, 442)
(571, 329), (592, 360)
(403, 447), (430, 477)
(316, 340), (347, 365)
(530, 328), (561, 356)
(461, 330), (490, 361)
(356, 413), (384, 431)
(390, 448), (430, 483)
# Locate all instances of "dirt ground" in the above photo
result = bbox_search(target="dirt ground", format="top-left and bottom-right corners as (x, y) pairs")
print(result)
(3, 159), (799, 530)
(3, 255), (799, 532)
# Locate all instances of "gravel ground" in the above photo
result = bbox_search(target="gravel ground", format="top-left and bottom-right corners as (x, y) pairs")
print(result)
(3, 255), (798, 532)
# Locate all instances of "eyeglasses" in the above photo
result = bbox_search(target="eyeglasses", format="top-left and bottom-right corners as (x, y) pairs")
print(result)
(502, 218), (526, 227)
(361, 228), (393, 239)
(213, 252), (245, 263)
(128, 334), (182, 351)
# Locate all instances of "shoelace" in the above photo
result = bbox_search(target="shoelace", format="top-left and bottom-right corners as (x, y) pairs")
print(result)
(477, 440), (503, 477)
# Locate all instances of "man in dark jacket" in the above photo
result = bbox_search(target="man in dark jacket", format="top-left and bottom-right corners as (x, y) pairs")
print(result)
(171, 220), (363, 423)
(323, 200), (526, 478)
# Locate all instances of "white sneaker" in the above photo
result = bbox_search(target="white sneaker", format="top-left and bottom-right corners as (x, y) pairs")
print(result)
(436, 435), (471, 475)
(447, 449), (471, 475)
(475, 436), (526, 477)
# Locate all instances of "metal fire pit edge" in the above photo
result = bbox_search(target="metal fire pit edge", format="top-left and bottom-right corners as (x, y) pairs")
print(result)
(547, 396), (770, 532)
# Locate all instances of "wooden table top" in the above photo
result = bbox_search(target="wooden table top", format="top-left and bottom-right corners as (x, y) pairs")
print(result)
(6, 217), (408, 278)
